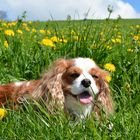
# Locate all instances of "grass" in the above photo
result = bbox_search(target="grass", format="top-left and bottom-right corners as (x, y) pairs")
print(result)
(0, 18), (140, 139)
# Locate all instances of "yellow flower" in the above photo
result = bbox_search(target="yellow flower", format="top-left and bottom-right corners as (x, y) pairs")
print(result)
(133, 35), (139, 41)
(39, 29), (46, 34)
(127, 48), (133, 52)
(25, 27), (30, 31)
(104, 63), (116, 72)
(4, 30), (15, 36)
(111, 38), (121, 44)
(17, 29), (23, 34)
(51, 36), (59, 42)
(32, 28), (36, 33)
(4, 41), (8, 48)
(105, 75), (112, 82)
(7, 22), (17, 27)
(22, 23), (27, 27)
(41, 38), (55, 48)
(0, 108), (7, 120)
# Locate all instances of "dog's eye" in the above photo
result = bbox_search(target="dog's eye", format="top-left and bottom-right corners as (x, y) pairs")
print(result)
(92, 75), (98, 79)
(70, 73), (80, 78)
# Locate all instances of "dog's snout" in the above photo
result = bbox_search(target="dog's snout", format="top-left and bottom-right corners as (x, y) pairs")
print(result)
(81, 79), (91, 88)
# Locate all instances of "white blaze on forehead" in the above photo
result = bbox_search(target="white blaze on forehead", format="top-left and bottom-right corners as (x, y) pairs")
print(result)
(74, 58), (97, 71)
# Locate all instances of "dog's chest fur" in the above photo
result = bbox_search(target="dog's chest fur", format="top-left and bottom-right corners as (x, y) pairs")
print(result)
(64, 95), (93, 119)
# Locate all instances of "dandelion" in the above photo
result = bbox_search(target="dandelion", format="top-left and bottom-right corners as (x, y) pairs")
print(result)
(7, 22), (17, 27)
(32, 28), (36, 33)
(51, 36), (59, 43)
(111, 38), (121, 44)
(25, 27), (30, 31)
(116, 38), (121, 43)
(133, 35), (139, 41)
(0, 108), (7, 120)
(4, 29), (15, 36)
(22, 23), (28, 27)
(17, 29), (23, 34)
(104, 63), (116, 72)
(127, 48), (133, 52)
(4, 40), (8, 48)
(39, 29), (46, 34)
(41, 38), (55, 48)
(105, 75), (112, 82)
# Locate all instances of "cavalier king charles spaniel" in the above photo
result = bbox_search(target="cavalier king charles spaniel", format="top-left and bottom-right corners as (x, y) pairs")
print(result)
(0, 58), (114, 119)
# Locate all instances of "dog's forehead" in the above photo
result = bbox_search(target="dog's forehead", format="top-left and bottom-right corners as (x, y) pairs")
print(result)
(74, 58), (97, 72)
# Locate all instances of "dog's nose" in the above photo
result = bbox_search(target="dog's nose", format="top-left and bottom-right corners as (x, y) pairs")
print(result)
(81, 79), (91, 88)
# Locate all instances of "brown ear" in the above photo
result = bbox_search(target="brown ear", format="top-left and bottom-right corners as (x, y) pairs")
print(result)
(93, 68), (114, 118)
(32, 58), (71, 108)
(52, 59), (70, 74)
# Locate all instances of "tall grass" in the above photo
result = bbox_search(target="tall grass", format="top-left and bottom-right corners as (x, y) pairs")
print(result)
(0, 18), (140, 139)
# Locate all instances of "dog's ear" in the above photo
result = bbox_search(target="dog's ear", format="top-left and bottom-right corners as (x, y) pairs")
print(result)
(32, 59), (72, 108)
(93, 68), (114, 118)
(52, 59), (70, 74)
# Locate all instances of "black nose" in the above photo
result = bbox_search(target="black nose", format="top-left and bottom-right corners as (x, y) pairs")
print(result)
(81, 79), (91, 88)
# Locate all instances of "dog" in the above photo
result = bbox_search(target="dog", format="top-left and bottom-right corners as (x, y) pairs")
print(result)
(0, 57), (114, 119)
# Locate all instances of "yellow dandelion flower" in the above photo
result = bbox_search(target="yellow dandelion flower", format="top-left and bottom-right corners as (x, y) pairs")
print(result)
(41, 38), (55, 48)
(39, 29), (46, 34)
(133, 35), (139, 41)
(7, 22), (17, 27)
(51, 36), (59, 42)
(4, 41), (8, 48)
(25, 27), (30, 31)
(104, 63), (116, 72)
(105, 75), (112, 82)
(22, 23), (27, 27)
(136, 25), (140, 28)
(111, 38), (121, 44)
(32, 28), (36, 33)
(0, 108), (7, 120)
(4, 29), (15, 36)
(17, 29), (23, 34)
(127, 48), (133, 52)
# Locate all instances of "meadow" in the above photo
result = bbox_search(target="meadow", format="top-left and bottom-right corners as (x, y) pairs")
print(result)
(0, 18), (140, 139)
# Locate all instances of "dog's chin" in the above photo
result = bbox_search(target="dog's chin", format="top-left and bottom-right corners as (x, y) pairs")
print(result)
(71, 91), (93, 105)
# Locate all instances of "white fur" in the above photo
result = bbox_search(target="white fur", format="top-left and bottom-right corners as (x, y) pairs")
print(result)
(74, 58), (97, 71)
(65, 95), (93, 119)
(15, 82), (24, 86)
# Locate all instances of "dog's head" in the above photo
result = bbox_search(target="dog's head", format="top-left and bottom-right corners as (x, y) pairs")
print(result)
(60, 58), (108, 103)
(33, 57), (112, 118)
(49, 57), (110, 118)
